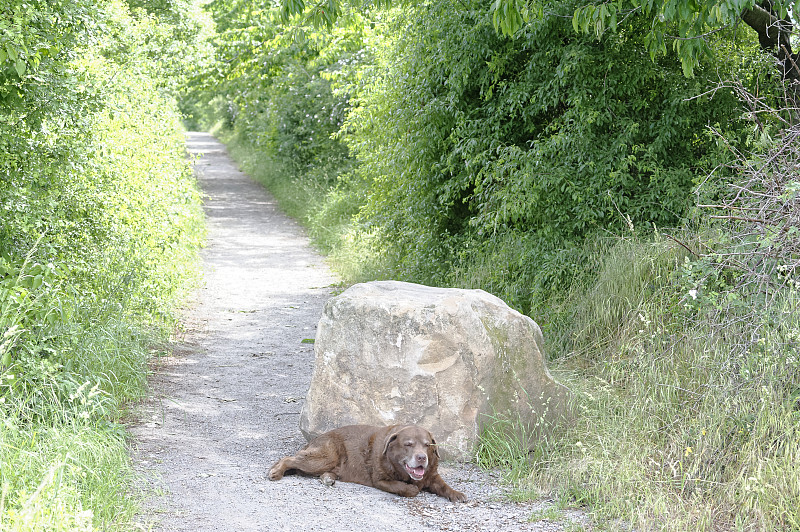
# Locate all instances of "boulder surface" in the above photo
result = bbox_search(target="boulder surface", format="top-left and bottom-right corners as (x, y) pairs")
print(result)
(299, 281), (569, 459)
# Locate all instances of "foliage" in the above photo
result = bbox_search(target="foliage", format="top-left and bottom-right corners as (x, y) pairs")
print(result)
(697, 84), (800, 294)
(277, 0), (391, 28)
(181, 0), (364, 250)
(531, 237), (799, 529)
(475, 412), (545, 484)
(0, 1), (94, 79)
(491, 0), (800, 80)
(274, 0), (799, 81)
(340, 0), (751, 313)
(1, 0), (207, 529)
(191, 1), (763, 314)
(117, 0), (215, 94)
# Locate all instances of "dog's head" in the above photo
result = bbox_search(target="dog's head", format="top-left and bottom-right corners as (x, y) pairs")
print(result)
(383, 425), (439, 482)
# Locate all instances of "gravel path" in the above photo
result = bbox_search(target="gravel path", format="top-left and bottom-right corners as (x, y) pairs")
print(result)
(129, 132), (588, 531)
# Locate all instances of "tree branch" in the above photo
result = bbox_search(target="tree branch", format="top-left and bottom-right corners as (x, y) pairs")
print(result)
(740, 4), (798, 82)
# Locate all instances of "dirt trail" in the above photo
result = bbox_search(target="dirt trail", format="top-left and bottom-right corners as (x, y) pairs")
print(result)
(130, 132), (586, 531)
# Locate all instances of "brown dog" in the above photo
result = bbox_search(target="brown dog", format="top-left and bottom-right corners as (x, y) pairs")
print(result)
(268, 424), (467, 502)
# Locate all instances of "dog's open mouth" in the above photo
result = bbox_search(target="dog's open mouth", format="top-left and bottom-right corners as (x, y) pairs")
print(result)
(404, 464), (426, 481)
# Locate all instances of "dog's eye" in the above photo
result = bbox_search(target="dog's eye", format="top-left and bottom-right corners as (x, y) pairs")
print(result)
(404, 441), (413, 447)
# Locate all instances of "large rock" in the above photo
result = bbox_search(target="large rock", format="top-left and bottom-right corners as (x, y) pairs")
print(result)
(299, 281), (569, 460)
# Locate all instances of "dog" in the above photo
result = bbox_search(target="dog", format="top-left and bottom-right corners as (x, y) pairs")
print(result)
(268, 424), (467, 502)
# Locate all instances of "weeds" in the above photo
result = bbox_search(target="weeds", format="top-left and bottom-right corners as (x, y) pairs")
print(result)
(475, 413), (538, 483)
(525, 236), (800, 529)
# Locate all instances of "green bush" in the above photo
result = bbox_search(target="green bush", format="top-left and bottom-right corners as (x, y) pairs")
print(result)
(340, 1), (751, 305)
(1, 0), (207, 528)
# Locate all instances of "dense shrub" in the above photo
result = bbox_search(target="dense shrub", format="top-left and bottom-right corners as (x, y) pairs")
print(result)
(340, 1), (756, 314)
(1, 0), (207, 528)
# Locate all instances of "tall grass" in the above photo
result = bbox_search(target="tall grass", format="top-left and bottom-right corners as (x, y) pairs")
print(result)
(1, 190), (202, 532)
(1, 420), (137, 531)
(1, 258), (127, 530)
(1, 224), (202, 532)
(471, 232), (800, 530)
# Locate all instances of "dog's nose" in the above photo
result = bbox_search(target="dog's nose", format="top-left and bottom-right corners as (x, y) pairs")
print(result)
(415, 453), (427, 464)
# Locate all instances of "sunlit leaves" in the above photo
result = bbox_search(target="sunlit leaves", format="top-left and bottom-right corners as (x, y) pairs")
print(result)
(1, 0), (206, 324)
(571, 2), (620, 37)
(492, 0), (798, 78)
(491, 0), (536, 37)
(182, 0), (361, 202)
(281, 0), (307, 21)
(569, 0), (752, 77)
(280, 0), (344, 28)
(0, 0), (96, 80)
(309, 0), (343, 28)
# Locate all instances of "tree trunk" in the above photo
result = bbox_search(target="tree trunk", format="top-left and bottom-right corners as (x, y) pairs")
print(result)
(741, 3), (799, 83)
(741, 3), (799, 122)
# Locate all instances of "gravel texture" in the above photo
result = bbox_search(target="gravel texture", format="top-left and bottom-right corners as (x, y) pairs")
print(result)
(129, 132), (589, 531)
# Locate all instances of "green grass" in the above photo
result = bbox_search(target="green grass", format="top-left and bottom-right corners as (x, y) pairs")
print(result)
(475, 412), (539, 484)
(1, 419), (136, 531)
(1, 210), (202, 532)
(528, 506), (563, 523)
(472, 235), (800, 530)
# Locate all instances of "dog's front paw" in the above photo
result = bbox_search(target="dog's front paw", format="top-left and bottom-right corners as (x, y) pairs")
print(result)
(399, 484), (421, 497)
(320, 472), (337, 486)
(268, 463), (285, 481)
(377, 480), (420, 497)
(447, 489), (467, 503)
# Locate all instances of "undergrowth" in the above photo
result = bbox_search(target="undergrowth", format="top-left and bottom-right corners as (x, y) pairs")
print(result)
(469, 232), (799, 530)
(470, 110), (800, 529)
(0, 1), (207, 529)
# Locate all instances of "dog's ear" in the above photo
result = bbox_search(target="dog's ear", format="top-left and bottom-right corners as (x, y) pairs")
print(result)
(430, 435), (440, 458)
(383, 432), (399, 455)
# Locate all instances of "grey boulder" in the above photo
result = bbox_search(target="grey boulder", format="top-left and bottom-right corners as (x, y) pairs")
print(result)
(299, 281), (569, 460)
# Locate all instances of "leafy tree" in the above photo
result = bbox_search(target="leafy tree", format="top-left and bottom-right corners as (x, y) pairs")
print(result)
(198, 1), (781, 309)
(278, 0), (799, 82)
(564, 0), (798, 81)
(339, 0), (751, 307)
(181, 0), (363, 187)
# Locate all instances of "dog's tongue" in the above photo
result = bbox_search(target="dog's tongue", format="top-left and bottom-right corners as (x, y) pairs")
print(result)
(407, 465), (425, 480)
